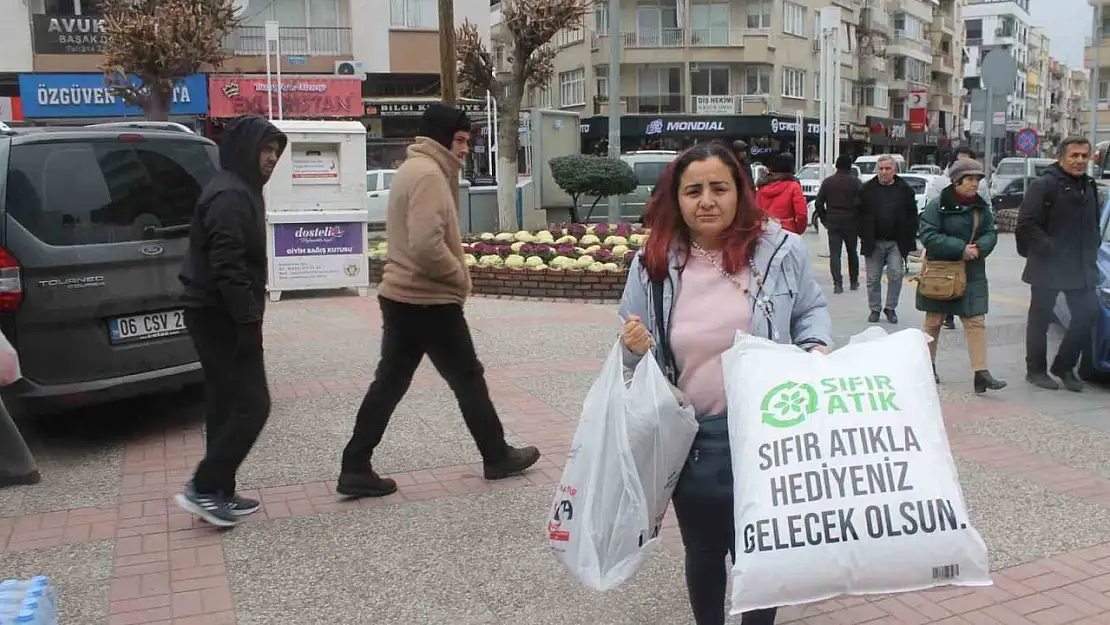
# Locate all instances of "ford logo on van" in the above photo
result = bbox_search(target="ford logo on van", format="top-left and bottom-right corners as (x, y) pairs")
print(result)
(140, 244), (164, 256)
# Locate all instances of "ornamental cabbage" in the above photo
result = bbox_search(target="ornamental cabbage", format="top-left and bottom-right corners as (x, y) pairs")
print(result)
(579, 234), (601, 246)
(587, 262), (605, 272)
(604, 235), (629, 246)
(494, 232), (516, 242)
(510, 242), (526, 252)
(478, 254), (503, 267)
(479, 232), (496, 241)
(524, 255), (545, 267)
(463, 254), (477, 267)
(629, 233), (647, 246)
(554, 235), (577, 245)
(602, 263), (620, 272)
(528, 263), (548, 271)
(514, 231), (535, 243)
(504, 254), (526, 268)
(584, 245), (601, 254)
(535, 230), (555, 242)
(550, 256), (576, 269)
(611, 244), (629, 256)
(575, 255), (595, 269)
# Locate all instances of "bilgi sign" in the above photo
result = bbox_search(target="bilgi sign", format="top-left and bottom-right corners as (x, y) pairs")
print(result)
(17, 73), (208, 118)
(645, 118), (725, 135)
(770, 118), (822, 135)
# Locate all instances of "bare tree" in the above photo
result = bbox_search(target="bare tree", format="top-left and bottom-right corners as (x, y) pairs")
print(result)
(456, 0), (591, 230)
(99, 0), (240, 121)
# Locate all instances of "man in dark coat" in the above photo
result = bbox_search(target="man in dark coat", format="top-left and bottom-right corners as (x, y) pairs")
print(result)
(1016, 137), (1102, 392)
(859, 155), (919, 324)
(814, 154), (863, 293)
(176, 115), (287, 527)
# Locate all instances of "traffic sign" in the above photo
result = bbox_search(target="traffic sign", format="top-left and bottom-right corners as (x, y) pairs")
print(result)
(1015, 128), (1039, 155)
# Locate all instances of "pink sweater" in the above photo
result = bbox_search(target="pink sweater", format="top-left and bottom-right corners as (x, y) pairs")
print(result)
(670, 253), (753, 417)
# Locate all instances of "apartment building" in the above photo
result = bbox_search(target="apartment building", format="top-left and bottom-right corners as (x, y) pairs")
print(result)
(508, 0), (962, 163)
(1068, 67), (1091, 138)
(1083, 0), (1110, 142)
(961, 0), (1033, 153)
(1043, 59), (1070, 142)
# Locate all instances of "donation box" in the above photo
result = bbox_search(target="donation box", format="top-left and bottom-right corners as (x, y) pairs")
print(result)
(263, 120), (369, 302)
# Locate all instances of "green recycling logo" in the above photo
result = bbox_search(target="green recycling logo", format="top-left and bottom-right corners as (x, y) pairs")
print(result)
(760, 381), (819, 428)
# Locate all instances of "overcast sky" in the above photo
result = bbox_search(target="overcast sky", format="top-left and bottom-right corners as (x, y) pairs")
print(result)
(1030, 0), (1092, 67)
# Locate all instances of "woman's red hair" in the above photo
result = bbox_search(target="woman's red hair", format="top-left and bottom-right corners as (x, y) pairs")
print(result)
(641, 142), (765, 282)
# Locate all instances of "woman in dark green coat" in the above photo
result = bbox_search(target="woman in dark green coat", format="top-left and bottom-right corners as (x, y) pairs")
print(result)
(916, 159), (1007, 394)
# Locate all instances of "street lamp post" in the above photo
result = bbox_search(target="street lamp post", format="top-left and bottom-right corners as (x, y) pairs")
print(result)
(438, 0), (460, 200)
(1090, 0), (1101, 147)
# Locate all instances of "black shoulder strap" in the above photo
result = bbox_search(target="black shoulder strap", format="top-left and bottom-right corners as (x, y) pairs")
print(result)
(650, 279), (678, 384)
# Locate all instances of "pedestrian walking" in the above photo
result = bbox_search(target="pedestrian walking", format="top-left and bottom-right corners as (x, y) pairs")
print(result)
(175, 115), (287, 527)
(618, 142), (832, 625)
(338, 103), (540, 498)
(814, 154), (863, 293)
(940, 147), (990, 329)
(1016, 137), (1102, 392)
(859, 155), (919, 324)
(916, 159), (1007, 393)
(755, 154), (808, 234)
(0, 400), (39, 489)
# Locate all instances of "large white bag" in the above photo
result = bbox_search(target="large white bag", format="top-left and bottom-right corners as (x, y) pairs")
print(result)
(548, 342), (698, 591)
(721, 328), (991, 613)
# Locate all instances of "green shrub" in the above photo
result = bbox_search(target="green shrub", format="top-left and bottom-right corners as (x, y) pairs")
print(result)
(550, 154), (638, 223)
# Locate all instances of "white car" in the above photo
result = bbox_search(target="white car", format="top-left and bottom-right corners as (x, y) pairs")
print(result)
(366, 169), (396, 229)
(798, 164), (862, 231)
(909, 164), (943, 176)
(898, 173), (946, 213)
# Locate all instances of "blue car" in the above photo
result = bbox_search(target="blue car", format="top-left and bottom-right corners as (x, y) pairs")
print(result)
(1054, 194), (1110, 380)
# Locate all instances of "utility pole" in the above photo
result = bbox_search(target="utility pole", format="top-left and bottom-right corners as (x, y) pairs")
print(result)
(606, 0), (622, 224)
(1090, 0), (1102, 148)
(438, 0), (460, 199)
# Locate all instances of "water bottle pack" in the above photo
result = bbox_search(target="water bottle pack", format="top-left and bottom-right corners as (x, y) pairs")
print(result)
(0, 577), (57, 625)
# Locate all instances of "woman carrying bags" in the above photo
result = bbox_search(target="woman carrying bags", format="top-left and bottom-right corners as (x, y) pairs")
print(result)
(617, 142), (833, 625)
(755, 154), (808, 234)
(916, 159), (1007, 393)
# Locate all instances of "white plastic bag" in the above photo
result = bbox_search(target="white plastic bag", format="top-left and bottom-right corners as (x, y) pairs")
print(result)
(722, 328), (990, 613)
(548, 342), (698, 591)
(0, 330), (21, 386)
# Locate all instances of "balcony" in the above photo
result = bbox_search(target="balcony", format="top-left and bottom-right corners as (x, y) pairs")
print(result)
(598, 94), (687, 114)
(621, 28), (684, 48)
(690, 28), (744, 47)
(932, 52), (954, 73)
(929, 92), (954, 109)
(225, 26), (352, 56)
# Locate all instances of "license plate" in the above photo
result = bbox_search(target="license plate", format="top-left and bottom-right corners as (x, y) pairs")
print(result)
(109, 310), (186, 344)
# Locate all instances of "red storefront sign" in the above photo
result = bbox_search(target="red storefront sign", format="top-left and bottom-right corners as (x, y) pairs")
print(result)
(208, 76), (361, 118)
(0, 97), (23, 122)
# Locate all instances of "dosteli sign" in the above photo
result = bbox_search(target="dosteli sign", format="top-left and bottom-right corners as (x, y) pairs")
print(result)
(32, 15), (106, 54)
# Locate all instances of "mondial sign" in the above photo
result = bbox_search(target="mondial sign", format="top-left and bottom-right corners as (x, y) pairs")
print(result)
(645, 118), (725, 134)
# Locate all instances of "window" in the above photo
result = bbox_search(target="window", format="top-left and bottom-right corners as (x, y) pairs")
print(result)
(841, 78), (855, 105)
(6, 139), (219, 246)
(594, 3), (609, 34)
(44, 0), (100, 14)
(638, 66), (682, 112)
(381, 173), (395, 190)
(965, 19), (982, 41)
(390, 0), (437, 28)
(893, 57), (929, 84)
(745, 65), (771, 94)
(691, 66), (730, 95)
(892, 98), (906, 119)
(1100, 81), (1108, 101)
(747, 0), (771, 29)
(595, 66), (609, 100)
(814, 72), (821, 100)
(783, 2), (806, 37)
(558, 68), (586, 107)
(782, 67), (805, 99)
(861, 83), (889, 109)
(553, 26), (585, 47)
(634, 162), (670, 187)
(690, 2), (730, 45)
(893, 13), (923, 40)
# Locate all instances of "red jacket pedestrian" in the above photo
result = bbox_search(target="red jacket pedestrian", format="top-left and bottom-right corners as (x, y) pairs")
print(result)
(756, 154), (808, 234)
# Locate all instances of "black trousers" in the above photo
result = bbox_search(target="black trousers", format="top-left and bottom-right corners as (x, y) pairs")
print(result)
(673, 416), (778, 625)
(341, 296), (508, 473)
(186, 308), (271, 496)
(826, 227), (859, 286)
(1026, 286), (1099, 374)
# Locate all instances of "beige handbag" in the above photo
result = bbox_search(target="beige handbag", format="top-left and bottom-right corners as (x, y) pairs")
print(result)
(916, 209), (980, 302)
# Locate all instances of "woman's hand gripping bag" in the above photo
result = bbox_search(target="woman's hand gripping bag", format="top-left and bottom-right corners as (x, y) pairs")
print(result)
(547, 342), (697, 591)
(721, 329), (990, 613)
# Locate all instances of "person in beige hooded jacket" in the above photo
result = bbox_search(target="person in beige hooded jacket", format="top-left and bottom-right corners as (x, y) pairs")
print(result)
(337, 103), (540, 497)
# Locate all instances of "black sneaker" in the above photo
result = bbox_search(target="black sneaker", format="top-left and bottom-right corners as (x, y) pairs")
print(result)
(884, 308), (899, 324)
(484, 445), (541, 480)
(1025, 372), (1060, 390)
(850, 280), (860, 291)
(1053, 370), (1084, 393)
(174, 485), (237, 528)
(0, 470), (41, 489)
(227, 494), (261, 516)
(943, 314), (956, 330)
(336, 470), (398, 498)
(868, 311), (880, 323)
(833, 283), (844, 294)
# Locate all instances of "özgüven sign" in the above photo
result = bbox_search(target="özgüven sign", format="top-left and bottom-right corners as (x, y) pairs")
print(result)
(16, 73), (208, 118)
(209, 76), (361, 118)
(272, 223), (365, 290)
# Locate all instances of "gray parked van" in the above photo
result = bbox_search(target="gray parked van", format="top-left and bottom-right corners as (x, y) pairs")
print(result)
(0, 126), (215, 415)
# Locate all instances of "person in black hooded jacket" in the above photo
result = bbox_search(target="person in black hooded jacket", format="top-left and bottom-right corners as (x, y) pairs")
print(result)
(176, 114), (287, 527)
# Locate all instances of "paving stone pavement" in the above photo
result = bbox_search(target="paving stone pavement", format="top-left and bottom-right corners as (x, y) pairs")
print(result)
(2, 231), (1109, 625)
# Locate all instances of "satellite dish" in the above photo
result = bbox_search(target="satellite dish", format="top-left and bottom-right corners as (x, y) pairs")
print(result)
(232, 0), (249, 13)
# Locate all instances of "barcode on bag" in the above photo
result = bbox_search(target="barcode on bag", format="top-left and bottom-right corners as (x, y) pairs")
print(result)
(932, 564), (961, 581)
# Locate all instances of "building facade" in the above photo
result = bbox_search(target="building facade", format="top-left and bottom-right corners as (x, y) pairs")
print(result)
(1083, 0), (1110, 143)
(501, 0), (964, 164)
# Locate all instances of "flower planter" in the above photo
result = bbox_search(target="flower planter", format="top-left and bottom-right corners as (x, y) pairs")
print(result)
(367, 259), (628, 301)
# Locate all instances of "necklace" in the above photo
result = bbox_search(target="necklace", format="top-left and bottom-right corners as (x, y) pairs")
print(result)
(690, 240), (779, 340)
